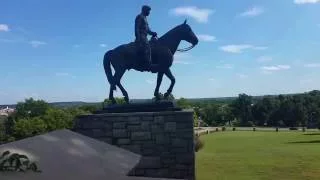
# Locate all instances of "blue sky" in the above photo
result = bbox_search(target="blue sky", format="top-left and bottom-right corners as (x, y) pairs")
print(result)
(1, 0), (320, 104)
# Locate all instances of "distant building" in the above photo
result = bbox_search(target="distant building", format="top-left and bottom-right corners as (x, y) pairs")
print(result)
(0, 106), (15, 116)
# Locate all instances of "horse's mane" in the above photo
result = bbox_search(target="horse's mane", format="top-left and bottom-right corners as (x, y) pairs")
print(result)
(158, 24), (183, 42)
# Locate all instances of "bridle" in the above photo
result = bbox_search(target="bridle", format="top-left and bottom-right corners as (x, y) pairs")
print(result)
(177, 45), (195, 52)
(152, 35), (196, 52)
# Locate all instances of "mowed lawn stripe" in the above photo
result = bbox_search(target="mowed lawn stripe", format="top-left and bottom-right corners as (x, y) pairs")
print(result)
(196, 131), (320, 180)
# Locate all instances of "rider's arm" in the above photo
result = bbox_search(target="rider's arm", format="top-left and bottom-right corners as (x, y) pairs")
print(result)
(147, 26), (153, 36)
(145, 18), (155, 36)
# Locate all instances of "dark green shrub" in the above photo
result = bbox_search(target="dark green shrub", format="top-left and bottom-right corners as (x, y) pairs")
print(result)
(222, 127), (226, 131)
(232, 127), (236, 131)
(289, 127), (298, 130)
(215, 128), (219, 132)
(276, 127), (279, 132)
(253, 127), (256, 131)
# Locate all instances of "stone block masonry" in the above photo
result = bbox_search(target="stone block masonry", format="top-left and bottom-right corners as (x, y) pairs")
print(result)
(73, 110), (195, 180)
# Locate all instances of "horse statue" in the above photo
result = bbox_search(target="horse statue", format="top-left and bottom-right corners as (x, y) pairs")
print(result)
(103, 19), (199, 104)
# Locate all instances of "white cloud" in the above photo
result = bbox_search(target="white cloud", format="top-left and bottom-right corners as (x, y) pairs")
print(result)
(29, 40), (46, 48)
(257, 56), (273, 63)
(304, 63), (320, 68)
(239, 7), (264, 17)
(197, 34), (216, 42)
(216, 64), (234, 69)
(220, 45), (252, 53)
(170, 6), (214, 23)
(219, 44), (267, 53)
(208, 78), (215, 81)
(0, 24), (9, 32)
(294, 0), (320, 4)
(237, 73), (248, 79)
(100, 44), (107, 47)
(261, 65), (291, 71)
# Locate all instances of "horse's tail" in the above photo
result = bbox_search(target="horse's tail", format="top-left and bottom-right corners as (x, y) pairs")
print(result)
(103, 50), (116, 91)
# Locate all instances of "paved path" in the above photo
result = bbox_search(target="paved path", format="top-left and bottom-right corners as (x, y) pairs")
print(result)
(194, 127), (319, 134)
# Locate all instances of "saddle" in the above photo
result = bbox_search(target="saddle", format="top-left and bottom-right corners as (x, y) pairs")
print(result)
(124, 38), (163, 72)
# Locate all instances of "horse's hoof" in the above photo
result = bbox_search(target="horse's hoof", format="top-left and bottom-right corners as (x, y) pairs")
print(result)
(164, 92), (171, 99)
(154, 96), (161, 102)
(124, 96), (129, 104)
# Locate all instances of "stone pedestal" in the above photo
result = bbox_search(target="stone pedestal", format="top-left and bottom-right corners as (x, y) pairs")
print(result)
(73, 110), (195, 180)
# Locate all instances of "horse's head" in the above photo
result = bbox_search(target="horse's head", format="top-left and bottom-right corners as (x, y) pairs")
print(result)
(178, 19), (199, 46)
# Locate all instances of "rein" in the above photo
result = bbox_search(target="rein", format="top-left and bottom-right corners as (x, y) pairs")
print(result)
(153, 33), (196, 53)
(177, 45), (195, 52)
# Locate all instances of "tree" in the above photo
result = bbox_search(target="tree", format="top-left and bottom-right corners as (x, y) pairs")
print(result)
(42, 108), (73, 131)
(15, 98), (49, 119)
(176, 98), (192, 109)
(13, 117), (47, 139)
(193, 111), (199, 127)
(199, 104), (220, 126)
(78, 104), (100, 113)
(4, 116), (15, 136)
(293, 103), (307, 127)
(252, 97), (281, 126)
(230, 94), (254, 126)
(215, 105), (233, 126)
(0, 116), (6, 143)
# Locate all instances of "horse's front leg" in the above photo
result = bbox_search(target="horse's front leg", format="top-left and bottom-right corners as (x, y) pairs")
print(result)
(154, 72), (164, 101)
(164, 69), (175, 99)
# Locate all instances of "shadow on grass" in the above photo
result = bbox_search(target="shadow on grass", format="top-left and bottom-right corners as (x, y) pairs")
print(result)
(287, 140), (320, 144)
(303, 133), (320, 136)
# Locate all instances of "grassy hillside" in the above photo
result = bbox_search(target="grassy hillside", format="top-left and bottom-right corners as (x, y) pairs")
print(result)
(196, 131), (320, 180)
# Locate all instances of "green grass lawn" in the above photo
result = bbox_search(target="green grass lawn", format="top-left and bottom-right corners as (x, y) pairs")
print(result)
(196, 131), (320, 180)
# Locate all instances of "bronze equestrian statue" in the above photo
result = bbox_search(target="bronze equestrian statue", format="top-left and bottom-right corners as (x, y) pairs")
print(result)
(103, 5), (199, 104)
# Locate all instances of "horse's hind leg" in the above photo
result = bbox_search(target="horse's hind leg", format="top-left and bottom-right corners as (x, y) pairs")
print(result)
(114, 68), (129, 103)
(164, 68), (175, 99)
(154, 72), (164, 101)
(109, 84), (116, 104)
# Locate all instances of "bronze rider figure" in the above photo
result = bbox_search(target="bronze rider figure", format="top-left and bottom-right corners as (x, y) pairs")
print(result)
(135, 5), (158, 72)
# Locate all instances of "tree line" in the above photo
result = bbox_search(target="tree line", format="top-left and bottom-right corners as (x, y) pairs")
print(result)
(179, 90), (320, 129)
(1, 90), (320, 144)
(0, 98), (102, 144)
